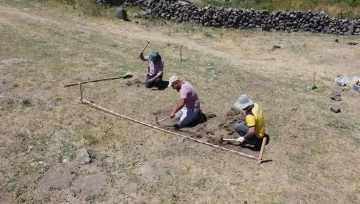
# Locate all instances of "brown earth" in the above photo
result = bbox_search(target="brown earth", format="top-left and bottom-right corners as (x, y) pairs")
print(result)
(1, 1), (360, 203)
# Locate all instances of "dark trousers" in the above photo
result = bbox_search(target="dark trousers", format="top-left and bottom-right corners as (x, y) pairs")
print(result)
(145, 74), (162, 88)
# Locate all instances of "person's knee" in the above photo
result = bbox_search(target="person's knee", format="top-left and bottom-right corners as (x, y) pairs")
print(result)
(234, 123), (245, 131)
(174, 111), (183, 120)
(234, 123), (241, 131)
(145, 82), (152, 88)
(234, 123), (248, 136)
(180, 119), (192, 128)
(154, 78), (162, 87)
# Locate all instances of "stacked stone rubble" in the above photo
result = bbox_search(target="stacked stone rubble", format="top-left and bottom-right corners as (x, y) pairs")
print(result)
(100, 0), (360, 35)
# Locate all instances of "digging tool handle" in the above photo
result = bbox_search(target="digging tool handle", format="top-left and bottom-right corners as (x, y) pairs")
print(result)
(157, 117), (170, 123)
(138, 41), (150, 59)
(64, 76), (122, 87)
(222, 138), (238, 141)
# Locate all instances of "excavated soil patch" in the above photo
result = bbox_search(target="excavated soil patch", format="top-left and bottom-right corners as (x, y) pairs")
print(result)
(151, 107), (257, 156)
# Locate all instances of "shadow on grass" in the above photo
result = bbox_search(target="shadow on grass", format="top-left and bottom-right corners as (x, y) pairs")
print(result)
(151, 80), (169, 91)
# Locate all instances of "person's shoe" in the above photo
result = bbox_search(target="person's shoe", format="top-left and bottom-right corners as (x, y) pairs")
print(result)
(242, 139), (256, 145)
(173, 124), (180, 130)
(197, 110), (204, 122)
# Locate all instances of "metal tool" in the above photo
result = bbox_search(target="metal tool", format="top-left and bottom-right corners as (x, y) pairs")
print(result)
(138, 41), (150, 59)
(155, 116), (170, 125)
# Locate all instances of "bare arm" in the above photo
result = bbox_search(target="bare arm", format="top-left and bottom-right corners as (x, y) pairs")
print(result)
(170, 98), (185, 118)
(243, 127), (255, 140)
(139, 52), (147, 61)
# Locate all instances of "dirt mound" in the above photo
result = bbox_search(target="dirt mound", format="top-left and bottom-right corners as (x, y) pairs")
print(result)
(218, 107), (245, 135)
(126, 79), (142, 87)
(205, 112), (217, 119)
(152, 107), (245, 147)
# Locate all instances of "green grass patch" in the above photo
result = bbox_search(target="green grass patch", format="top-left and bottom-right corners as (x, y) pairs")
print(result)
(83, 132), (99, 146)
(60, 142), (77, 159)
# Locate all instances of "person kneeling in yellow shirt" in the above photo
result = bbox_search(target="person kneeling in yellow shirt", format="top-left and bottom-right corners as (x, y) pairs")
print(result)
(234, 94), (269, 150)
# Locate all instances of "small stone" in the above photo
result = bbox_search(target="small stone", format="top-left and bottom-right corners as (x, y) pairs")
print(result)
(1, 58), (24, 65)
(28, 145), (34, 152)
(330, 106), (341, 113)
(207, 113), (217, 118)
(15, 131), (28, 138)
(271, 45), (281, 50)
(348, 42), (358, 45)
(76, 149), (91, 164)
(330, 91), (342, 101)
(62, 156), (69, 163)
(79, 76), (89, 81)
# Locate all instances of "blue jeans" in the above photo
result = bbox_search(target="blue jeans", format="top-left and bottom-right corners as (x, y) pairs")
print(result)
(174, 107), (201, 128)
(145, 74), (162, 88)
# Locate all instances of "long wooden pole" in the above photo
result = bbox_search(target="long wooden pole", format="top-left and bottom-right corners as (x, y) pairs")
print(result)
(80, 98), (259, 161)
(64, 76), (122, 87)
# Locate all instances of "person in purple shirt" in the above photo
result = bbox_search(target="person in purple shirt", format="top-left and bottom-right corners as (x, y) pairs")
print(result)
(139, 51), (164, 88)
(168, 76), (203, 128)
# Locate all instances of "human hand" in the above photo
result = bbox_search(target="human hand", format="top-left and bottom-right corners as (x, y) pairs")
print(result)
(237, 137), (245, 143)
(169, 112), (175, 119)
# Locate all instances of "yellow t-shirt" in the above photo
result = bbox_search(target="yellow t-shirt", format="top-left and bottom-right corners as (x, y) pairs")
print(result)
(245, 103), (265, 138)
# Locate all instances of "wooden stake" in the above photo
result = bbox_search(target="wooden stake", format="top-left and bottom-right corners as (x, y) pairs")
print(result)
(180, 45), (183, 61)
(79, 82), (83, 103)
(258, 137), (267, 161)
(311, 71), (317, 89)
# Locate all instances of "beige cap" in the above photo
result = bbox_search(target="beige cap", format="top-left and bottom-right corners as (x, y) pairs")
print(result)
(168, 76), (180, 87)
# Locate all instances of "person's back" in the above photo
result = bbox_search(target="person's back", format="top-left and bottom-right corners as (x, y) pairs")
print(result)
(179, 81), (200, 109)
(246, 103), (265, 138)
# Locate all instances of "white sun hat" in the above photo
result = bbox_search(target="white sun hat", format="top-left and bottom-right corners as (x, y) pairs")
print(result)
(234, 94), (254, 110)
(168, 75), (180, 87)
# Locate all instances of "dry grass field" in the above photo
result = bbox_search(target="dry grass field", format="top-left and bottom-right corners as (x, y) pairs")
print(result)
(1, 0), (360, 203)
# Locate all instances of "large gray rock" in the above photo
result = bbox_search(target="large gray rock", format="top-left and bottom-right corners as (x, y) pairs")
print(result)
(114, 7), (129, 21)
(76, 149), (91, 164)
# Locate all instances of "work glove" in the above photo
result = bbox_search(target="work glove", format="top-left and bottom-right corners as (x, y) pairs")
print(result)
(237, 137), (245, 143)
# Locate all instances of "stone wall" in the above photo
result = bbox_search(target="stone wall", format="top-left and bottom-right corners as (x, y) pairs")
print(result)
(99, 0), (360, 35)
